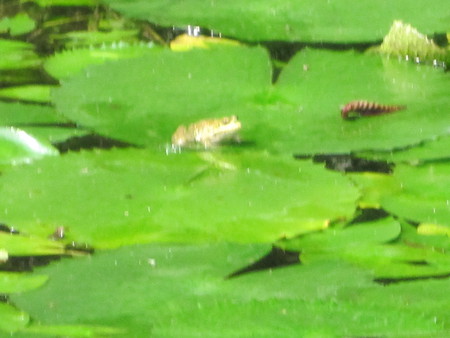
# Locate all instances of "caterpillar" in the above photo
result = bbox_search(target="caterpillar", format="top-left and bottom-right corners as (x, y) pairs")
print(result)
(341, 100), (406, 119)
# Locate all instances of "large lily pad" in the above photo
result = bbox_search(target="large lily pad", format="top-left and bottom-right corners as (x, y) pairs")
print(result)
(103, 0), (449, 43)
(51, 46), (449, 155)
(0, 148), (358, 248)
(52, 45), (272, 148)
(273, 49), (449, 154)
(10, 242), (450, 336)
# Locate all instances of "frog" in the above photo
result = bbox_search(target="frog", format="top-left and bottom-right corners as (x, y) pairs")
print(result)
(171, 115), (241, 149)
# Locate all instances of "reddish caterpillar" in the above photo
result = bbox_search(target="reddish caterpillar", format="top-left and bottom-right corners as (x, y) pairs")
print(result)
(341, 100), (406, 119)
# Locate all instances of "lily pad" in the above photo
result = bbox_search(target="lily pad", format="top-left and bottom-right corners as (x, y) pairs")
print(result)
(51, 30), (139, 49)
(0, 39), (40, 70)
(0, 127), (58, 165)
(10, 242), (450, 336)
(51, 45), (272, 147)
(280, 218), (450, 279)
(0, 148), (359, 248)
(0, 303), (29, 333)
(44, 42), (157, 80)
(273, 49), (449, 154)
(103, 0), (449, 43)
(0, 232), (65, 256)
(0, 272), (48, 294)
(0, 13), (35, 36)
(356, 135), (450, 164)
(51, 47), (449, 155)
(381, 162), (450, 227)
(0, 85), (54, 103)
(0, 102), (66, 125)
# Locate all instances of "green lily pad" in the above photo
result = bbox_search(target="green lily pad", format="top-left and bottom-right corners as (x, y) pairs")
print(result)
(0, 272), (48, 294)
(10, 242), (450, 336)
(356, 135), (450, 164)
(0, 13), (35, 36)
(381, 162), (450, 227)
(0, 148), (359, 248)
(400, 220), (450, 252)
(51, 47), (449, 155)
(0, 102), (66, 125)
(280, 217), (402, 253)
(51, 30), (139, 49)
(44, 42), (157, 80)
(0, 127), (58, 165)
(0, 232), (65, 256)
(348, 172), (400, 209)
(0, 39), (40, 70)
(103, 0), (449, 43)
(25, 0), (98, 6)
(17, 324), (125, 337)
(0, 85), (54, 103)
(51, 45), (272, 147)
(273, 49), (449, 154)
(0, 303), (29, 333)
(280, 218), (450, 279)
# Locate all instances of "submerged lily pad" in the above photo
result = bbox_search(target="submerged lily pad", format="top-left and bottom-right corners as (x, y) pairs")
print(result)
(10, 242), (450, 337)
(103, 0), (449, 43)
(0, 148), (358, 248)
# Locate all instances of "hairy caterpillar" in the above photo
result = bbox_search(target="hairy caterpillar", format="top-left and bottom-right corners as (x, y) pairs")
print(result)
(341, 101), (406, 119)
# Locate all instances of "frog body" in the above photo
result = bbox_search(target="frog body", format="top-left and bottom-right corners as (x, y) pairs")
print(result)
(171, 115), (241, 149)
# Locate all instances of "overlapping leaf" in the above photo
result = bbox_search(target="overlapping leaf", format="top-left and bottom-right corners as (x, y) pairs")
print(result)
(103, 0), (449, 43)
(0, 148), (358, 248)
(10, 242), (450, 337)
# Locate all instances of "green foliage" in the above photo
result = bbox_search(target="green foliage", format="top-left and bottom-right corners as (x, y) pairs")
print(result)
(50, 47), (449, 154)
(0, 13), (35, 36)
(381, 163), (450, 227)
(0, 127), (58, 165)
(44, 42), (157, 79)
(0, 303), (29, 333)
(1, 1), (449, 336)
(103, 0), (449, 42)
(356, 135), (450, 164)
(10, 242), (450, 336)
(0, 272), (48, 294)
(0, 149), (359, 248)
(0, 85), (53, 103)
(0, 39), (40, 70)
(377, 20), (448, 66)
